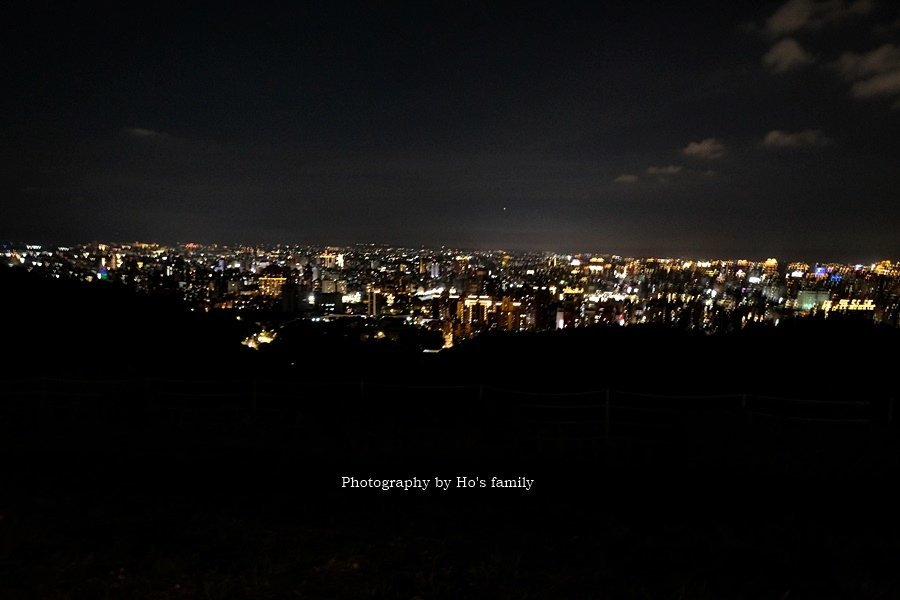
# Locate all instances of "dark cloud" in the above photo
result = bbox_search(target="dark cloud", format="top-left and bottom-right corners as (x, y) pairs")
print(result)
(762, 129), (833, 147)
(766, 0), (817, 36)
(833, 44), (900, 81)
(682, 138), (727, 159)
(614, 174), (639, 184)
(765, 0), (873, 36)
(831, 44), (900, 102)
(763, 38), (814, 73)
(646, 165), (683, 175)
(852, 70), (900, 98)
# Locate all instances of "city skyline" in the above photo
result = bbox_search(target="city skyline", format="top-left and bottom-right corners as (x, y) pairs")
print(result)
(3, 2), (900, 262)
(9, 240), (900, 345)
(4, 237), (899, 267)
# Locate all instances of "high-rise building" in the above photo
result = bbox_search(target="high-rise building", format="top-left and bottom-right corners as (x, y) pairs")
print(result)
(321, 252), (338, 269)
(875, 261), (897, 276)
(368, 288), (381, 317)
(459, 296), (495, 328)
(259, 276), (287, 298)
(496, 297), (524, 331)
(796, 290), (830, 311)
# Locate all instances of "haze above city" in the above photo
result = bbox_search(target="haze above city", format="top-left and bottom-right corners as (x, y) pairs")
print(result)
(3, 2), (900, 262)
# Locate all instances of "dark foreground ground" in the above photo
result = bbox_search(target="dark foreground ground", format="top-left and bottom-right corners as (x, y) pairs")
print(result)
(4, 454), (900, 600)
(2, 391), (900, 600)
(3, 267), (900, 598)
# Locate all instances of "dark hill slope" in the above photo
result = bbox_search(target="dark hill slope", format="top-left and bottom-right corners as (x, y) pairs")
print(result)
(0, 267), (253, 378)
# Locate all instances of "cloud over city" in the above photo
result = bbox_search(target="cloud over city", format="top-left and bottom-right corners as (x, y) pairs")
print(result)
(762, 129), (833, 147)
(763, 38), (814, 73)
(682, 138), (727, 160)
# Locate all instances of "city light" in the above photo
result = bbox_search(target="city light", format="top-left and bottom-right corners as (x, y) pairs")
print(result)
(6, 242), (900, 340)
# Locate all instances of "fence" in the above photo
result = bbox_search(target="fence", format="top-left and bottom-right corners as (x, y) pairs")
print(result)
(0, 377), (890, 453)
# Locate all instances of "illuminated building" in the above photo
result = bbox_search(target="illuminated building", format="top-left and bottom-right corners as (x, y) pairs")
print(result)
(496, 297), (525, 331)
(321, 252), (338, 269)
(258, 276), (287, 298)
(822, 298), (875, 312)
(13, 240), (900, 336)
(875, 261), (898, 276)
(459, 296), (494, 326)
(368, 288), (381, 317)
(787, 262), (809, 276)
(796, 290), (830, 311)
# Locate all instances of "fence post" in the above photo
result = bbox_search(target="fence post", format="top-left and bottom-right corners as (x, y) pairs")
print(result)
(604, 389), (610, 443)
(741, 394), (747, 410)
(40, 375), (49, 434)
(360, 381), (365, 399)
(479, 384), (484, 401)
(251, 378), (258, 435)
(889, 398), (894, 426)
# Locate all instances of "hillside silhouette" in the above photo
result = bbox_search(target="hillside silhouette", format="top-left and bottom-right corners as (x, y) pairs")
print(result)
(3, 266), (900, 598)
(2, 265), (897, 472)
(5, 265), (897, 398)
(0, 266), (254, 378)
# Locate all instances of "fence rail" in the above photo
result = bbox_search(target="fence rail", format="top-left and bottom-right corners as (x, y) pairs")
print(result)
(0, 377), (891, 457)
(0, 377), (894, 412)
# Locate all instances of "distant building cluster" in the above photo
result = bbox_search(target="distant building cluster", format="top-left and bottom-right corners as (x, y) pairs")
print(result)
(6, 242), (900, 348)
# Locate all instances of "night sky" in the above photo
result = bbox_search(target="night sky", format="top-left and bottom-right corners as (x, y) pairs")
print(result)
(3, 1), (900, 262)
